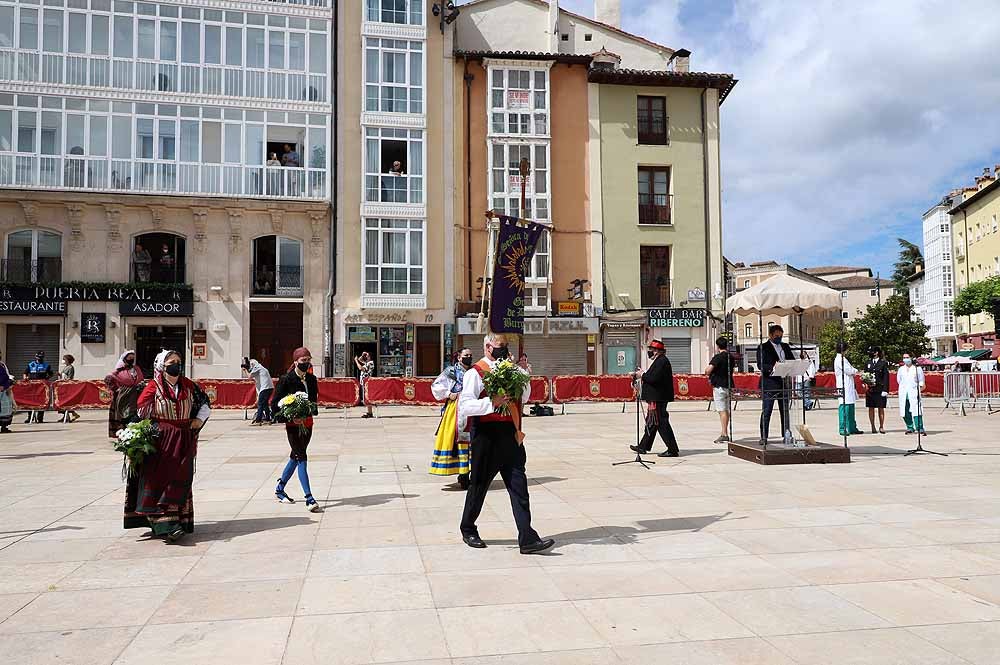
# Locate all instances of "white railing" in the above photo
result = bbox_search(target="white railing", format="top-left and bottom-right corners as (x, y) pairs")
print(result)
(0, 154), (327, 201)
(944, 371), (1000, 414)
(361, 294), (427, 309)
(0, 49), (327, 103)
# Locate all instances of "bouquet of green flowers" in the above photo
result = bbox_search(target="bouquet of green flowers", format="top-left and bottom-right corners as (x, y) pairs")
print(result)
(482, 359), (531, 416)
(278, 391), (316, 434)
(114, 419), (159, 476)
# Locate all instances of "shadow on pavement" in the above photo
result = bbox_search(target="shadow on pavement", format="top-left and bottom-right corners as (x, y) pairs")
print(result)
(322, 493), (418, 508)
(0, 451), (94, 460)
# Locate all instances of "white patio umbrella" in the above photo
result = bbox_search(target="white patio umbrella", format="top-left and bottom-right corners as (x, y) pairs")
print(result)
(726, 272), (843, 316)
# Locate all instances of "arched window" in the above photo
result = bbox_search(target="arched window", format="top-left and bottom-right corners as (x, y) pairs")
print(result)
(132, 233), (185, 283)
(252, 235), (302, 296)
(4, 229), (62, 282)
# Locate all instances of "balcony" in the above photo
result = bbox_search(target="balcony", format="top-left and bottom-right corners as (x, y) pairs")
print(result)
(251, 264), (304, 298)
(365, 173), (422, 205)
(0, 258), (62, 283)
(361, 293), (426, 309)
(638, 196), (672, 225)
(640, 278), (672, 309)
(0, 156), (327, 202)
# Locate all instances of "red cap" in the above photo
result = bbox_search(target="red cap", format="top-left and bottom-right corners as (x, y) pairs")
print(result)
(648, 340), (665, 351)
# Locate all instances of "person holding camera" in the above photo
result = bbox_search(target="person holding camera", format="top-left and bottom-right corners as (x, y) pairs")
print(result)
(242, 357), (274, 425)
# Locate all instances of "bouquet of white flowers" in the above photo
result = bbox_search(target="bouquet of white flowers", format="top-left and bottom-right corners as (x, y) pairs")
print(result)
(277, 391), (315, 434)
(860, 371), (876, 387)
(113, 419), (159, 476)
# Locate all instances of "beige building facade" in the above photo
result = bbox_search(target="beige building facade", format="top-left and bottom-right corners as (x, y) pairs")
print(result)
(802, 266), (895, 323)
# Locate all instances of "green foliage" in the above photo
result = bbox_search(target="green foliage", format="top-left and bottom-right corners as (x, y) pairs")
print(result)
(0, 279), (192, 290)
(892, 238), (923, 292)
(482, 359), (531, 415)
(819, 294), (931, 368)
(953, 276), (1000, 317)
(113, 419), (159, 468)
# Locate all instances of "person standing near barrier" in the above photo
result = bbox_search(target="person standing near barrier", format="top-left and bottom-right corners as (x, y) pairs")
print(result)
(898, 353), (926, 434)
(630, 340), (679, 457)
(355, 352), (375, 418)
(430, 349), (472, 490)
(706, 337), (733, 444)
(0, 352), (14, 433)
(865, 347), (890, 434)
(272, 347), (322, 513)
(105, 350), (145, 438)
(22, 351), (53, 423)
(834, 341), (864, 436)
(242, 357), (274, 425)
(60, 354), (81, 423)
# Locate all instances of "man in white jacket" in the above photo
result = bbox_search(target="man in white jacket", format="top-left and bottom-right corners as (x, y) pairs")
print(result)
(834, 341), (863, 436)
(897, 353), (926, 434)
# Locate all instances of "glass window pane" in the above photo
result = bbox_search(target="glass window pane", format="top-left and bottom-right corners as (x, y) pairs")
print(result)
(268, 30), (284, 69)
(279, 237), (300, 267)
(67, 13), (86, 53)
(0, 110), (11, 152)
(410, 229), (422, 265)
(160, 20), (176, 61)
(308, 127), (325, 168)
(383, 231), (405, 264)
(179, 119), (197, 161)
(37, 231), (61, 258)
(365, 229), (378, 265)
(20, 9), (38, 50)
(137, 19), (154, 58)
(223, 122), (240, 163)
(309, 32), (326, 74)
(42, 9), (63, 53)
(111, 115), (130, 158)
(113, 16), (131, 58)
(89, 115), (107, 156)
(244, 124), (262, 165)
(181, 22), (199, 63)
(66, 114), (85, 153)
(289, 32), (305, 71)
(246, 27), (264, 68)
(202, 121), (220, 163)
(40, 111), (60, 155)
(158, 119), (175, 160)
(136, 117), (153, 158)
(205, 25), (221, 64)
(17, 112), (36, 152)
(0, 7), (13, 48)
(225, 27), (242, 66)
(91, 15), (109, 55)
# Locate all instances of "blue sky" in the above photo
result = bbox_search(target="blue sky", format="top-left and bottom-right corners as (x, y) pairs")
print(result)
(550, 1), (1000, 277)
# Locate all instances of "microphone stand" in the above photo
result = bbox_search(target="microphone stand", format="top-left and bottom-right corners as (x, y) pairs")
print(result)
(906, 368), (945, 456)
(614, 369), (655, 470)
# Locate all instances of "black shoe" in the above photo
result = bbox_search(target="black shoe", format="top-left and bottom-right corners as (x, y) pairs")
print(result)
(629, 445), (651, 454)
(166, 528), (186, 543)
(658, 451), (680, 457)
(0, 427), (10, 433)
(23, 416), (31, 424)
(457, 474), (470, 491)
(520, 538), (555, 555)
(463, 534), (487, 548)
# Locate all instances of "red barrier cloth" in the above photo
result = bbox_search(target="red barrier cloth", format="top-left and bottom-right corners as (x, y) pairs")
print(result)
(194, 379), (256, 409)
(364, 377), (439, 406)
(528, 377), (549, 403)
(672, 374), (713, 400)
(11, 380), (50, 409)
(552, 375), (635, 403)
(317, 378), (360, 407)
(53, 380), (112, 409)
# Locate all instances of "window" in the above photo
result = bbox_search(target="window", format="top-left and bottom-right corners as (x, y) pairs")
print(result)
(365, 0), (422, 25)
(870, 289), (877, 297)
(584, 33), (593, 41)
(842, 311), (849, 319)
(744, 323), (752, 338)
(4, 229), (62, 282)
(252, 235), (303, 296)
(637, 96), (667, 145)
(638, 167), (671, 224)
(364, 38), (423, 114)
(364, 127), (423, 203)
(488, 142), (549, 222)
(524, 229), (549, 312)
(131, 233), (185, 283)
(489, 67), (548, 137)
(743, 279), (750, 289)
(841, 290), (848, 298)
(364, 219), (424, 296)
(639, 245), (670, 308)
(940, 223), (948, 234)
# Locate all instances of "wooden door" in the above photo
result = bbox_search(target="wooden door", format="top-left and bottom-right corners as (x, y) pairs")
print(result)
(250, 302), (303, 377)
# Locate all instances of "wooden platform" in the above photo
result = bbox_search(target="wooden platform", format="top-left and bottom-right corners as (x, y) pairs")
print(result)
(728, 439), (851, 465)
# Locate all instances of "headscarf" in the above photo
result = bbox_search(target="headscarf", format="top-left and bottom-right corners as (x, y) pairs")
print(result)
(292, 347), (312, 361)
(114, 349), (136, 371)
(154, 349), (180, 379)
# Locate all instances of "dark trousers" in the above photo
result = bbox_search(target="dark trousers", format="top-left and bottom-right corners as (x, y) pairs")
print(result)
(460, 421), (540, 547)
(638, 401), (678, 454)
(760, 379), (789, 441)
(254, 388), (273, 423)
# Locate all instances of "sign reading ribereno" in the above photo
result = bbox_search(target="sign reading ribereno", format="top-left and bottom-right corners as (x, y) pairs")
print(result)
(648, 307), (705, 328)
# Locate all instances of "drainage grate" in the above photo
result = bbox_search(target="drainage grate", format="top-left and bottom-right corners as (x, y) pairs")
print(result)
(359, 464), (412, 473)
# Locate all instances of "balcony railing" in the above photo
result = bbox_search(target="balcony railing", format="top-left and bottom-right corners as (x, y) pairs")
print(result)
(1, 258), (62, 283)
(365, 173), (424, 205)
(638, 197), (672, 225)
(0, 155), (327, 201)
(640, 278), (672, 309)
(0, 50), (328, 103)
(251, 264), (303, 297)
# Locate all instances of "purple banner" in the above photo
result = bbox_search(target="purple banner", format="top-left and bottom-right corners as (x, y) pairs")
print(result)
(490, 216), (547, 334)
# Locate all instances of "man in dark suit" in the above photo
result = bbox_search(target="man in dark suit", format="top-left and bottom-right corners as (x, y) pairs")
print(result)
(757, 323), (795, 442)
(630, 340), (679, 457)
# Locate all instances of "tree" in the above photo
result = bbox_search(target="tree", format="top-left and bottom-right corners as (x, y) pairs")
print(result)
(892, 238), (923, 292)
(953, 275), (1000, 317)
(818, 294), (930, 369)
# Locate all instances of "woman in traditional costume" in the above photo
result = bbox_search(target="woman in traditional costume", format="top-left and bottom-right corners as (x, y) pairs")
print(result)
(429, 349), (473, 490)
(0, 352), (15, 433)
(124, 350), (209, 542)
(105, 350), (145, 438)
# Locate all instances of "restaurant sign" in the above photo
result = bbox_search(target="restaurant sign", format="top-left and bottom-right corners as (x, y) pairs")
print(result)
(648, 307), (705, 328)
(119, 300), (194, 316)
(0, 300), (67, 315)
(2, 285), (193, 303)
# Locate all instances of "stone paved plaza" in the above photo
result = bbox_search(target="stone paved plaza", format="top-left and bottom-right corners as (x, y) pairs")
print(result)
(2, 400), (1000, 664)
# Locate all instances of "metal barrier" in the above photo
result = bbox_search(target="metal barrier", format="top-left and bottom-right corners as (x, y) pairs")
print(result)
(944, 371), (1000, 414)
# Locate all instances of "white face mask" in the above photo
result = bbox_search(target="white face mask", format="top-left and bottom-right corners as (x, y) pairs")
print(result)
(903, 358), (913, 366)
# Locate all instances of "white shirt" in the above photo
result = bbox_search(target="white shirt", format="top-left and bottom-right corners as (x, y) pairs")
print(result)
(771, 341), (786, 362)
(458, 357), (531, 427)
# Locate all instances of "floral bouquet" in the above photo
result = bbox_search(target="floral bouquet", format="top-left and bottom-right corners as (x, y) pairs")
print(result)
(114, 419), (159, 476)
(482, 359), (530, 416)
(278, 391), (315, 434)
(860, 371), (876, 387)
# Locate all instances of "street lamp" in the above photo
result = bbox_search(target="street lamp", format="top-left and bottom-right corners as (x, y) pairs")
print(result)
(432, 2), (460, 33)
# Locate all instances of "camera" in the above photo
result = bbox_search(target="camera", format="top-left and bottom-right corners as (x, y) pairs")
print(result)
(241, 357), (251, 371)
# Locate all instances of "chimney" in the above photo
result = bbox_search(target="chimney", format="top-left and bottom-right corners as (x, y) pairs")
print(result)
(590, 47), (621, 71)
(595, 0), (621, 28)
(976, 167), (995, 190)
(671, 48), (691, 73)
(548, 0), (559, 52)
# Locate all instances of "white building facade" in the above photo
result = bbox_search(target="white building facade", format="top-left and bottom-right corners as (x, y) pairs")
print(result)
(921, 196), (958, 356)
(0, 0), (334, 379)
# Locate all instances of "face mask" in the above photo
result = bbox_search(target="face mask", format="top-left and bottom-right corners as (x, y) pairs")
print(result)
(490, 345), (510, 361)
(903, 358), (912, 366)
(297, 362), (311, 372)
(124, 359), (134, 367)
(773, 336), (783, 345)
(647, 350), (656, 359)
(164, 363), (182, 377)
(460, 356), (473, 368)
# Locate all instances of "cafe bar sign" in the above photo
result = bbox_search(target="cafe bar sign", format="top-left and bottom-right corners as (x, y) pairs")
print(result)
(648, 307), (705, 328)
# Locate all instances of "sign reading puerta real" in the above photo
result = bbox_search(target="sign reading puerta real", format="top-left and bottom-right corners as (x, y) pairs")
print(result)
(1, 285), (194, 316)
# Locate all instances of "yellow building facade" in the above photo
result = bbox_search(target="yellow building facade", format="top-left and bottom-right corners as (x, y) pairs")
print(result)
(951, 166), (1000, 353)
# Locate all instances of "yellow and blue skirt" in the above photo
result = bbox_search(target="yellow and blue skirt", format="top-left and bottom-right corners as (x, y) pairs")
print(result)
(429, 399), (469, 476)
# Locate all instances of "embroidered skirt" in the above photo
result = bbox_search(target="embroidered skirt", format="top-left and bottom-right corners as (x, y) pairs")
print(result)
(429, 399), (469, 476)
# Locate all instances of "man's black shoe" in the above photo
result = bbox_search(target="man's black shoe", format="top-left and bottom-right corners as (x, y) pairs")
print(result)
(519, 538), (555, 555)
(629, 445), (651, 454)
(658, 451), (680, 457)
(462, 534), (487, 548)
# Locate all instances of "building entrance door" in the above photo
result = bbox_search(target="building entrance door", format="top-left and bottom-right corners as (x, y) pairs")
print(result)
(134, 326), (187, 378)
(250, 302), (304, 377)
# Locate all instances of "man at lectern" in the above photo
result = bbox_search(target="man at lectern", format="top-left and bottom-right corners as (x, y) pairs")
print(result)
(757, 324), (795, 443)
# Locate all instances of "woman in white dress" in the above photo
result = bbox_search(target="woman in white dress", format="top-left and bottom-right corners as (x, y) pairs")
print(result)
(897, 353), (926, 434)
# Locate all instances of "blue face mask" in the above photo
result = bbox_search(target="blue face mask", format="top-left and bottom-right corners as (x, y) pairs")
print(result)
(773, 336), (783, 345)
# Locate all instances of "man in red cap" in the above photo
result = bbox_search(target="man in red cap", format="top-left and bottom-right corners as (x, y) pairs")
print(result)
(631, 339), (679, 457)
